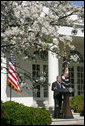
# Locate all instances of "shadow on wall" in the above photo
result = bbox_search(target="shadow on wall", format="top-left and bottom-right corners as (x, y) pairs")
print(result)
(49, 107), (54, 118)
(6, 84), (33, 98)
(35, 100), (46, 108)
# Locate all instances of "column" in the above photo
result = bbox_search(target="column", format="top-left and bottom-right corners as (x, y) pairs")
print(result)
(1, 54), (7, 102)
(48, 50), (59, 107)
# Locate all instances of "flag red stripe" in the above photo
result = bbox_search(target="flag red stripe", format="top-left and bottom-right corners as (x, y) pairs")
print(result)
(8, 76), (18, 90)
(8, 71), (20, 88)
(8, 71), (18, 82)
(9, 64), (16, 73)
(8, 78), (20, 95)
(8, 74), (20, 90)
(9, 64), (20, 87)
(9, 65), (20, 82)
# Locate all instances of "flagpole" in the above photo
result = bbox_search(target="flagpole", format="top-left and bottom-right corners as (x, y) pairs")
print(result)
(8, 51), (21, 98)
(10, 84), (11, 101)
(62, 56), (74, 119)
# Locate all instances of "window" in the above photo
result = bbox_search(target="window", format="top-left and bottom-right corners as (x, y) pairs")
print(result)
(32, 64), (40, 97)
(68, 65), (84, 96)
(43, 65), (48, 97)
(69, 67), (74, 96)
(77, 66), (84, 95)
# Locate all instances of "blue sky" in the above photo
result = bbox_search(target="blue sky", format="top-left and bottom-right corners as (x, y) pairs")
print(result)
(70, 1), (84, 6)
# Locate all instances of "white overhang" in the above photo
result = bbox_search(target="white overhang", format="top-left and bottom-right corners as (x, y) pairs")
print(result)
(58, 26), (84, 37)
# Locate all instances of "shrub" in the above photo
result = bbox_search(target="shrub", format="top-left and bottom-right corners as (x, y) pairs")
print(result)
(30, 108), (51, 125)
(1, 101), (52, 125)
(70, 94), (84, 116)
(1, 102), (10, 125)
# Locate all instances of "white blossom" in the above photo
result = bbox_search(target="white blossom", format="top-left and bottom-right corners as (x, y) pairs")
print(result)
(40, 12), (45, 18)
(22, 1), (28, 6)
(43, 6), (49, 14)
(1, 33), (5, 37)
(23, 56), (28, 60)
(53, 38), (59, 46)
(68, 44), (75, 50)
(70, 54), (80, 62)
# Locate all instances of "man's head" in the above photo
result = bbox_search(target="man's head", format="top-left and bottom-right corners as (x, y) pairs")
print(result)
(57, 75), (61, 82)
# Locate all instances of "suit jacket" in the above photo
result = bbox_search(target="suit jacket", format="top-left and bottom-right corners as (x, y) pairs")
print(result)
(51, 81), (62, 99)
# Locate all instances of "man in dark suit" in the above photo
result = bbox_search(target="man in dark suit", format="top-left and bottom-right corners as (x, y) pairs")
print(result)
(52, 75), (63, 118)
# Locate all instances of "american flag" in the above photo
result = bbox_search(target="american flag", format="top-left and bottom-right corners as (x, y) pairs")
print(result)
(62, 56), (70, 87)
(62, 56), (69, 74)
(7, 51), (21, 96)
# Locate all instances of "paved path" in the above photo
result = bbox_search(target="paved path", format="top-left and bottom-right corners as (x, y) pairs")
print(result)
(51, 116), (84, 125)
(48, 108), (84, 125)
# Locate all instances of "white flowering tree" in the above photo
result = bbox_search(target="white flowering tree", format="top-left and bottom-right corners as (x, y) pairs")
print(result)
(1, 1), (84, 57)
(1, 1), (84, 89)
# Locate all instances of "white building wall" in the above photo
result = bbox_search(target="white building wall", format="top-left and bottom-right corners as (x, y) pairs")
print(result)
(6, 97), (33, 107)
(1, 55), (7, 102)
(58, 26), (84, 37)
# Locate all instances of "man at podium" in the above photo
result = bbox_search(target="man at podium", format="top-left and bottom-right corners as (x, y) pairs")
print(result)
(51, 56), (74, 119)
(52, 75), (63, 118)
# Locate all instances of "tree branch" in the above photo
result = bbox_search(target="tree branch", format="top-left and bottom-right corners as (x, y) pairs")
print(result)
(59, 12), (74, 20)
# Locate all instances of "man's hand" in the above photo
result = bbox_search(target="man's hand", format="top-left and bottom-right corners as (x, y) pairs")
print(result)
(54, 86), (57, 90)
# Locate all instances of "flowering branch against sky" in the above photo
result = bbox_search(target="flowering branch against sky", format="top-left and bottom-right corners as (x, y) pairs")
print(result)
(70, 1), (84, 6)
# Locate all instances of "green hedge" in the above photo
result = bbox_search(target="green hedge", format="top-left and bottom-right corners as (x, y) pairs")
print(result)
(1, 102), (10, 125)
(1, 101), (52, 125)
(70, 94), (84, 116)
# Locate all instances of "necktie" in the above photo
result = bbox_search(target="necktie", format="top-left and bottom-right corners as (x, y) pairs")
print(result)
(57, 81), (61, 88)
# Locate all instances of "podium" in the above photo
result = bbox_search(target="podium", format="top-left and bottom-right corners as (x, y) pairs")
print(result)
(58, 88), (74, 119)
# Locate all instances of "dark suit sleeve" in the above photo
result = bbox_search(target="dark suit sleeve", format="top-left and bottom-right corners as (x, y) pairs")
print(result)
(51, 82), (54, 91)
(51, 82), (57, 91)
